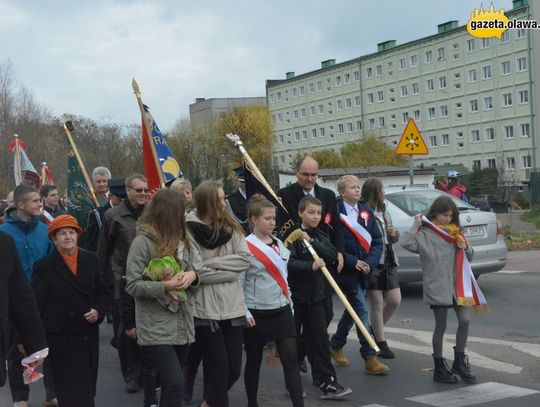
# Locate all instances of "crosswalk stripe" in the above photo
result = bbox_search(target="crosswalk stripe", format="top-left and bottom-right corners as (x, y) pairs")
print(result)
(497, 270), (527, 274)
(405, 381), (539, 406)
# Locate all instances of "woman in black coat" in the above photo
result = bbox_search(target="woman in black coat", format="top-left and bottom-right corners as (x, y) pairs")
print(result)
(32, 215), (108, 407)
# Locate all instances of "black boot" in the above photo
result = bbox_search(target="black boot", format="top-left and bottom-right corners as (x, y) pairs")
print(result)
(432, 355), (458, 384)
(377, 341), (395, 359)
(183, 373), (195, 402)
(452, 347), (477, 384)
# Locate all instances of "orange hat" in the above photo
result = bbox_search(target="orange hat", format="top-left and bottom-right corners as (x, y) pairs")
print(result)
(48, 214), (83, 239)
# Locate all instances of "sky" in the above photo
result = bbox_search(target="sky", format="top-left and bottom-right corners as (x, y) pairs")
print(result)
(1, 0), (515, 131)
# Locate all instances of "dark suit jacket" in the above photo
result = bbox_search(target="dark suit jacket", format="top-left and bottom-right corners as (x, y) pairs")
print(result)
(0, 232), (46, 386)
(84, 201), (112, 252)
(227, 190), (249, 235)
(32, 248), (108, 341)
(277, 182), (345, 253)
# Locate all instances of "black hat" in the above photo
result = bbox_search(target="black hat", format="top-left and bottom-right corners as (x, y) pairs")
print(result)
(108, 179), (127, 199)
(233, 167), (245, 182)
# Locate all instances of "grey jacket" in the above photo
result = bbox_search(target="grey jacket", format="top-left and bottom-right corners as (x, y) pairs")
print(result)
(125, 228), (196, 346)
(240, 235), (292, 319)
(400, 217), (474, 306)
(186, 212), (251, 320)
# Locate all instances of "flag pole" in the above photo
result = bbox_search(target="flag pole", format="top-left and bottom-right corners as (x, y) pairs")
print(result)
(226, 133), (379, 353)
(60, 120), (99, 207)
(41, 162), (47, 184)
(13, 134), (23, 184)
(131, 79), (166, 189)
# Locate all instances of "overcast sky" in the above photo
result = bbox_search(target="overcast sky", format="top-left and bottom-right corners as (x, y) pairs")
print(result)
(1, 0), (514, 130)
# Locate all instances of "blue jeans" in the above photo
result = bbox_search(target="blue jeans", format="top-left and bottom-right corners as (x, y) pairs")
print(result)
(330, 287), (376, 358)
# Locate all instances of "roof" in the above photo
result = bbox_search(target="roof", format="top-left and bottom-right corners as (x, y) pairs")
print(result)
(316, 166), (435, 180)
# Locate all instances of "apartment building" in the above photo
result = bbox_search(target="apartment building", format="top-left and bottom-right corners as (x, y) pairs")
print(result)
(267, 0), (537, 183)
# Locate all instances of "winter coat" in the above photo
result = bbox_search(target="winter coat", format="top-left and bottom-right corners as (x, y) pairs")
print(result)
(0, 208), (53, 281)
(0, 232), (46, 386)
(435, 181), (467, 199)
(287, 227), (338, 304)
(336, 200), (383, 292)
(240, 235), (292, 317)
(125, 228), (197, 346)
(400, 217), (474, 306)
(186, 212), (251, 321)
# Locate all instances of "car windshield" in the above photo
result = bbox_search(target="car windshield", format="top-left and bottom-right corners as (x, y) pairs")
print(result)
(386, 190), (474, 216)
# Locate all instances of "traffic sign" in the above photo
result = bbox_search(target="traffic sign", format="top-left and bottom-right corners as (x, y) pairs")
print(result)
(395, 118), (429, 155)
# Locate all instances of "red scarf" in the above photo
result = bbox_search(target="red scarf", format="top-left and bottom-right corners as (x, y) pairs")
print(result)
(60, 247), (79, 276)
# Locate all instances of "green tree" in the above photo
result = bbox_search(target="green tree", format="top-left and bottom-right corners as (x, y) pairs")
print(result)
(311, 149), (342, 169)
(342, 135), (406, 167)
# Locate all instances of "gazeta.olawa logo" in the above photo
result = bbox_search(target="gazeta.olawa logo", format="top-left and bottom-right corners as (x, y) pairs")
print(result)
(466, 3), (508, 39)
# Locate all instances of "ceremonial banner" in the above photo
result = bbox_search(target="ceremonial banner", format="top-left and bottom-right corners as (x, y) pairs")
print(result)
(7, 137), (41, 188)
(66, 150), (94, 242)
(41, 162), (55, 186)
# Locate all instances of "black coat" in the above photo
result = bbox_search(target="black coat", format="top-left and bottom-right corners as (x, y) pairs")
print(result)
(84, 201), (112, 252)
(0, 232), (47, 386)
(227, 190), (249, 235)
(278, 183), (345, 253)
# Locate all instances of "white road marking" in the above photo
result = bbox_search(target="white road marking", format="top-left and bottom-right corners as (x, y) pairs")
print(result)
(497, 270), (527, 274)
(405, 382), (539, 406)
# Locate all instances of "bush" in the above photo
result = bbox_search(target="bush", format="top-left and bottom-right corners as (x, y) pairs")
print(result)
(513, 192), (529, 209)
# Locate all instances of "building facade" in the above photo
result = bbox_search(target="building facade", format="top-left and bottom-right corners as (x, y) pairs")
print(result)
(267, 0), (537, 184)
(189, 97), (267, 126)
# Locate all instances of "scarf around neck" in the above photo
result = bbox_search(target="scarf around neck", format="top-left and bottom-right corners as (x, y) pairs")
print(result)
(187, 221), (232, 250)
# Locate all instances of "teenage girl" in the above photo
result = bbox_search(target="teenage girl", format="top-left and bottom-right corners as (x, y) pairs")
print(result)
(401, 195), (476, 384)
(241, 195), (304, 407)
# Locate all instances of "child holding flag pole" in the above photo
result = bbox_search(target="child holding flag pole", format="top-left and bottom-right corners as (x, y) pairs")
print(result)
(401, 195), (488, 384)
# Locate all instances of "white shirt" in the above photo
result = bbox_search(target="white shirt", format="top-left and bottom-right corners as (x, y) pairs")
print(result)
(343, 201), (359, 220)
(303, 188), (315, 197)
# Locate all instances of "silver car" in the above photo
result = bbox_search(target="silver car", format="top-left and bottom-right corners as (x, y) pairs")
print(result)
(384, 187), (507, 284)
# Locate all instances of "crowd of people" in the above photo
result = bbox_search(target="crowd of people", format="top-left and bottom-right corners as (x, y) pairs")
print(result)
(0, 156), (479, 407)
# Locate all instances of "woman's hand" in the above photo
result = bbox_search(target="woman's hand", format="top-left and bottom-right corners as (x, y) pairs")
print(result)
(414, 213), (423, 224)
(177, 271), (197, 289)
(84, 308), (99, 323)
(387, 226), (398, 237)
(246, 316), (256, 327)
(163, 274), (184, 291)
(457, 238), (467, 249)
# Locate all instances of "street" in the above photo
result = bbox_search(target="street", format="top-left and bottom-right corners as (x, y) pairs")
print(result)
(2, 250), (539, 406)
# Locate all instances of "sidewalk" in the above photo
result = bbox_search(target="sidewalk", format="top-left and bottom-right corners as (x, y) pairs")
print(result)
(497, 210), (539, 233)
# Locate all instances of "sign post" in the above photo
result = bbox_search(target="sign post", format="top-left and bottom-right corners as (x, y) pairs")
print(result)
(395, 118), (429, 185)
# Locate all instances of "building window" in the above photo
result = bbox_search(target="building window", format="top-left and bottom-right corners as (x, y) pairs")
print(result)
(344, 73), (350, 84)
(292, 88), (297, 98)
(299, 86), (305, 96)
(522, 155), (532, 169)
(501, 30), (510, 42)
(506, 157), (516, 170)
(471, 129), (480, 143)
(369, 118), (375, 129)
(440, 105), (448, 117)
(413, 110), (421, 121)
(376, 65), (382, 76)
(280, 156), (285, 164)
(309, 83), (315, 93)
(469, 99), (479, 112)
(302, 130), (307, 139)
(367, 93), (374, 104)
(318, 104), (324, 114)
(454, 72), (461, 80)
(310, 106), (316, 115)
(426, 79), (434, 91)
(354, 71), (360, 81)
(439, 76), (447, 89)
(401, 112), (409, 123)
(502, 92), (512, 107)
(399, 58), (406, 70)
(410, 55), (418, 67)
(473, 160), (481, 169)
(519, 90), (529, 104)
(437, 47), (445, 61)
(456, 131), (464, 138)
(482, 65), (492, 79)
(347, 122), (353, 132)
(378, 117), (385, 127)
(343, 98), (350, 108)
(454, 83), (462, 91)
(294, 131), (300, 141)
(400, 85), (408, 97)
(521, 123), (530, 137)
(428, 107), (435, 119)
(517, 28), (527, 39)
(338, 124), (344, 134)
(294, 110), (299, 119)
(336, 100), (343, 110)
(467, 39), (476, 52)
(278, 134), (283, 143)
(485, 127), (495, 141)
(356, 120), (362, 131)
(366, 67), (373, 78)
(301, 108), (306, 118)
(442, 134), (450, 146)
(483, 96), (493, 110)
(517, 57), (528, 72)
(425, 50), (433, 63)
(429, 135), (437, 147)
(317, 81), (322, 91)
(312, 129), (317, 138)
(504, 125), (514, 139)
(487, 158), (496, 169)
(336, 76), (342, 86)
(501, 60), (511, 75)
(481, 38), (490, 48)
(277, 113), (283, 122)
(355, 96), (361, 106)
(377, 91), (384, 102)
(468, 69), (477, 82)
(320, 127), (326, 137)
(411, 82), (419, 95)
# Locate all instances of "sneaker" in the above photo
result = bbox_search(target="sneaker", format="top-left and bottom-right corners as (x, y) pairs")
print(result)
(330, 348), (351, 366)
(125, 380), (139, 393)
(319, 376), (352, 400)
(364, 355), (390, 375)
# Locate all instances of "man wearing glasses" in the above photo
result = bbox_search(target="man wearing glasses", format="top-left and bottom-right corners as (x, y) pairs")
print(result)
(97, 174), (148, 394)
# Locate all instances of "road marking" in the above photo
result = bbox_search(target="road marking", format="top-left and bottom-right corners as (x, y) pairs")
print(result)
(328, 323), (540, 374)
(405, 382), (539, 406)
(362, 404), (390, 407)
(497, 270), (527, 274)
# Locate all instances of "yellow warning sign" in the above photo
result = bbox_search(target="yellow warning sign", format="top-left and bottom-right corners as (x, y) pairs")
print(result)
(395, 118), (429, 155)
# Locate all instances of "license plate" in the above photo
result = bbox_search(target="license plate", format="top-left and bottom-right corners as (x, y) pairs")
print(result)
(463, 225), (485, 237)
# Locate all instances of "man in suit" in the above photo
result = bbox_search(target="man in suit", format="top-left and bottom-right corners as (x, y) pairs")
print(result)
(227, 168), (250, 235)
(277, 155), (344, 383)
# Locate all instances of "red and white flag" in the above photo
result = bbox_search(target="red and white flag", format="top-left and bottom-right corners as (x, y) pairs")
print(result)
(7, 137), (41, 188)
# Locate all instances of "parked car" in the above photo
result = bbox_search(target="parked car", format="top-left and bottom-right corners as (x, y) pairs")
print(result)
(384, 187), (507, 284)
(469, 194), (511, 213)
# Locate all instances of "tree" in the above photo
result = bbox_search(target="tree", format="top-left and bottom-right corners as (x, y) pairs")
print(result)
(311, 149), (342, 169)
(342, 135), (407, 167)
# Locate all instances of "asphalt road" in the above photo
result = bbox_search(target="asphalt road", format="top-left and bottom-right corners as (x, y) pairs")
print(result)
(1, 250), (539, 407)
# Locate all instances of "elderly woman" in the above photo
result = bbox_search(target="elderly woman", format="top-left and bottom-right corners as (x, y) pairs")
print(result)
(32, 215), (108, 407)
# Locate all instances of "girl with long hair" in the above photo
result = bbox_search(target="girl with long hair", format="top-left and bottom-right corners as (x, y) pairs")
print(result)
(361, 178), (401, 359)
(126, 189), (198, 406)
(186, 180), (251, 407)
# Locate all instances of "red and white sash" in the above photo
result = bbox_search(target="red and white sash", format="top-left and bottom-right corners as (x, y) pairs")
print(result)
(246, 234), (290, 299)
(42, 210), (54, 225)
(421, 216), (489, 314)
(339, 213), (372, 253)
